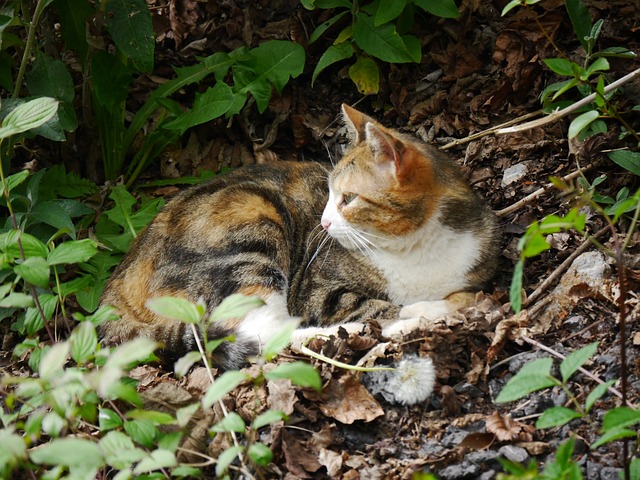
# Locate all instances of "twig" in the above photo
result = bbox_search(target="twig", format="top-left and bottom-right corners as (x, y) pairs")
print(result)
(522, 226), (609, 308)
(496, 67), (640, 135)
(520, 335), (635, 408)
(440, 110), (542, 150)
(299, 344), (394, 372)
(496, 163), (596, 217)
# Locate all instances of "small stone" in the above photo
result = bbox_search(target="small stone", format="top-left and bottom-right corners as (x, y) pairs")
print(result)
(600, 467), (622, 480)
(480, 470), (497, 480)
(438, 462), (481, 480)
(501, 163), (528, 187)
(498, 445), (530, 464)
(586, 461), (602, 480)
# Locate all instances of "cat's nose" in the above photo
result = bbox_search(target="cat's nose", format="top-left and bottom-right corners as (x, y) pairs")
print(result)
(321, 218), (331, 231)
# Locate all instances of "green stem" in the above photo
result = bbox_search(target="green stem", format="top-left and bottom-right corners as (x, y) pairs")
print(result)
(300, 344), (395, 372)
(13, 0), (48, 98)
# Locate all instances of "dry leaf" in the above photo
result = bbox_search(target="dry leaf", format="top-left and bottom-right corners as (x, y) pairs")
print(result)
(318, 448), (343, 477)
(459, 432), (496, 450)
(267, 378), (297, 416)
(440, 385), (462, 417)
(282, 429), (321, 477)
(486, 412), (534, 442)
(319, 374), (384, 424)
(517, 441), (550, 456)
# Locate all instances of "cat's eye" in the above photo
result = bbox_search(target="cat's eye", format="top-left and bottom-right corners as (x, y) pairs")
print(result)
(341, 192), (358, 206)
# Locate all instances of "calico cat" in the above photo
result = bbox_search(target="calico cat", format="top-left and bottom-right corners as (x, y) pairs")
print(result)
(100, 104), (500, 371)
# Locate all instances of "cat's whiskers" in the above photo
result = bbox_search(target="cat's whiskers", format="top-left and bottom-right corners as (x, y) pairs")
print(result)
(306, 228), (333, 271)
(344, 226), (379, 258)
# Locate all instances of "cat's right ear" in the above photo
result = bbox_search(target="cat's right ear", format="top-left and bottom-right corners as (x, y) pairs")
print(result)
(341, 104), (368, 144)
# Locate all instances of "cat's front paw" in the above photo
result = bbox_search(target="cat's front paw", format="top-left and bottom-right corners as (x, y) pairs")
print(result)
(398, 300), (452, 320)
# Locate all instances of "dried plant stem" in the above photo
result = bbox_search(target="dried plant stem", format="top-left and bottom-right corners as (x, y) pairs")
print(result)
(496, 67), (640, 135)
(520, 335), (635, 408)
(300, 344), (394, 372)
(496, 163), (596, 217)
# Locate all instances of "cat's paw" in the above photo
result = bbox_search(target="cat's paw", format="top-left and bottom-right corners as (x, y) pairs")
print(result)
(398, 299), (452, 320)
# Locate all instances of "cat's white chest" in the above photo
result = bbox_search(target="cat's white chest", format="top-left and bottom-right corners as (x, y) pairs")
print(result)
(371, 221), (480, 305)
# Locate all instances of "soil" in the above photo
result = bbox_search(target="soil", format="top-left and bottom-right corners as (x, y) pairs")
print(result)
(4, 0), (640, 478)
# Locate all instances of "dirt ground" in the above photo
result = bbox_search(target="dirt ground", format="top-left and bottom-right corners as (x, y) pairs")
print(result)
(5, 0), (640, 478)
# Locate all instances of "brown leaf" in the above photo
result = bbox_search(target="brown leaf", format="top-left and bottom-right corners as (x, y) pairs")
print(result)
(319, 374), (384, 424)
(459, 432), (496, 450)
(486, 412), (534, 442)
(282, 429), (321, 477)
(267, 378), (297, 416)
(318, 448), (343, 477)
(517, 441), (550, 456)
(439, 385), (462, 417)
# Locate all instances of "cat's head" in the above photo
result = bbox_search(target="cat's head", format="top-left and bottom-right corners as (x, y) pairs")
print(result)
(321, 104), (443, 252)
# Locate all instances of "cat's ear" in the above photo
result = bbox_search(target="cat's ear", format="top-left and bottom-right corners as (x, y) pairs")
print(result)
(341, 104), (374, 144)
(365, 123), (417, 184)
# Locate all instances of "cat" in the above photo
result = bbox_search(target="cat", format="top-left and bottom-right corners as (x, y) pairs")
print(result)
(99, 104), (500, 373)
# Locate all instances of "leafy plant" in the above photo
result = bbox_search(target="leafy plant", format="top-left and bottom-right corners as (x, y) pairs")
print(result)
(303, 0), (459, 94)
(496, 343), (640, 479)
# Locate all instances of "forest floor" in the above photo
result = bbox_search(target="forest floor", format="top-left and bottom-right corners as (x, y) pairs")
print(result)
(4, 0), (640, 478)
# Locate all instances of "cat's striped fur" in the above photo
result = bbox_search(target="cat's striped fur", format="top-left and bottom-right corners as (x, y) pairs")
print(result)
(100, 105), (500, 370)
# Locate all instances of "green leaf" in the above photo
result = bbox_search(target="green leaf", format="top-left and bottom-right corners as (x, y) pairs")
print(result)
(568, 110), (599, 138)
(565, 0), (592, 50)
(591, 426), (637, 449)
(543, 58), (577, 77)
(349, 55), (380, 95)
(413, 0), (460, 18)
(602, 406), (640, 430)
(353, 13), (420, 63)
(124, 419), (157, 449)
(262, 322), (298, 361)
(98, 408), (123, 431)
(0, 97), (59, 139)
(251, 410), (287, 430)
(585, 379), (616, 413)
(106, 337), (158, 369)
(248, 443), (273, 466)
(608, 150), (640, 176)
(176, 403), (199, 427)
(312, 42), (354, 85)
(0, 429), (27, 466)
(133, 449), (177, 474)
(500, 0), (522, 16)
(560, 342), (598, 382)
(309, 11), (349, 44)
(69, 321), (98, 365)
(265, 361), (321, 391)
(164, 82), (234, 134)
(375, 0), (407, 25)
(584, 57), (609, 78)
(76, 251), (122, 312)
(14, 256), (50, 288)
(30, 438), (103, 468)
(53, 0), (92, 60)
(29, 200), (78, 239)
(146, 296), (202, 324)
(0, 292), (34, 308)
(202, 370), (247, 408)
(39, 341), (69, 379)
(209, 294), (264, 323)
(1, 170), (30, 196)
(105, 0), (154, 73)
(126, 409), (175, 425)
(509, 259), (523, 313)
(100, 431), (147, 469)
(211, 412), (246, 433)
(215, 446), (243, 477)
(496, 357), (556, 403)
(47, 239), (98, 266)
(536, 406), (582, 429)
(174, 351), (202, 378)
(0, 230), (48, 258)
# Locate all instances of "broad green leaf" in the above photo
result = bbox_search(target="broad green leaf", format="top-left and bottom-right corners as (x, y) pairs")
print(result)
(209, 294), (264, 323)
(0, 429), (26, 466)
(42, 411), (65, 437)
(0, 230), (48, 258)
(508, 263), (524, 321)
(176, 403), (199, 427)
(30, 200), (77, 239)
(133, 449), (177, 474)
(501, 0), (522, 16)
(584, 57), (609, 78)
(535, 406), (582, 429)
(591, 426), (637, 449)
(522, 231), (550, 258)
(30, 438), (103, 467)
(211, 412), (246, 433)
(265, 361), (321, 391)
(39, 341), (69, 379)
(40, 165), (98, 198)
(76, 251), (122, 312)
(53, 0), (92, 60)
(0, 292), (34, 308)
(0, 97), (59, 139)
(146, 296), (201, 324)
(1, 170), (29, 196)
(349, 55), (380, 95)
(608, 150), (640, 176)
(602, 406), (640, 430)
(24, 293), (58, 336)
(98, 408), (123, 431)
(47, 239), (98, 266)
(100, 431), (146, 469)
(124, 419), (157, 449)
(585, 379), (616, 413)
(202, 370), (247, 408)
(375, 0), (407, 25)
(248, 443), (273, 466)
(560, 342), (598, 382)
(413, 0), (460, 18)
(312, 42), (354, 85)
(126, 409), (175, 425)
(105, 0), (154, 73)
(353, 13), (420, 63)
(543, 58), (577, 77)
(568, 110), (599, 138)
(174, 351), (202, 378)
(14, 256), (50, 288)
(69, 321), (98, 365)
(251, 410), (287, 430)
(565, 0), (592, 50)
(215, 446), (243, 477)
(496, 357), (555, 403)
(262, 321), (299, 361)
(309, 11), (349, 44)
(164, 82), (234, 134)
(106, 337), (158, 369)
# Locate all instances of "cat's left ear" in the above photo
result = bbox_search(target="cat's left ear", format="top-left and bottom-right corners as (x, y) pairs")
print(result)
(365, 123), (416, 184)
(342, 104), (375, 144)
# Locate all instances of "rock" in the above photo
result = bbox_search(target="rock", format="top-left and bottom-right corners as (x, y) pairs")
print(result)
(498, 445), (530, 464)
(438, 462), (481, 479)
(501, 163), (528, 187)
(600, 467), (622, 480)
(586, 461), (602, 480)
